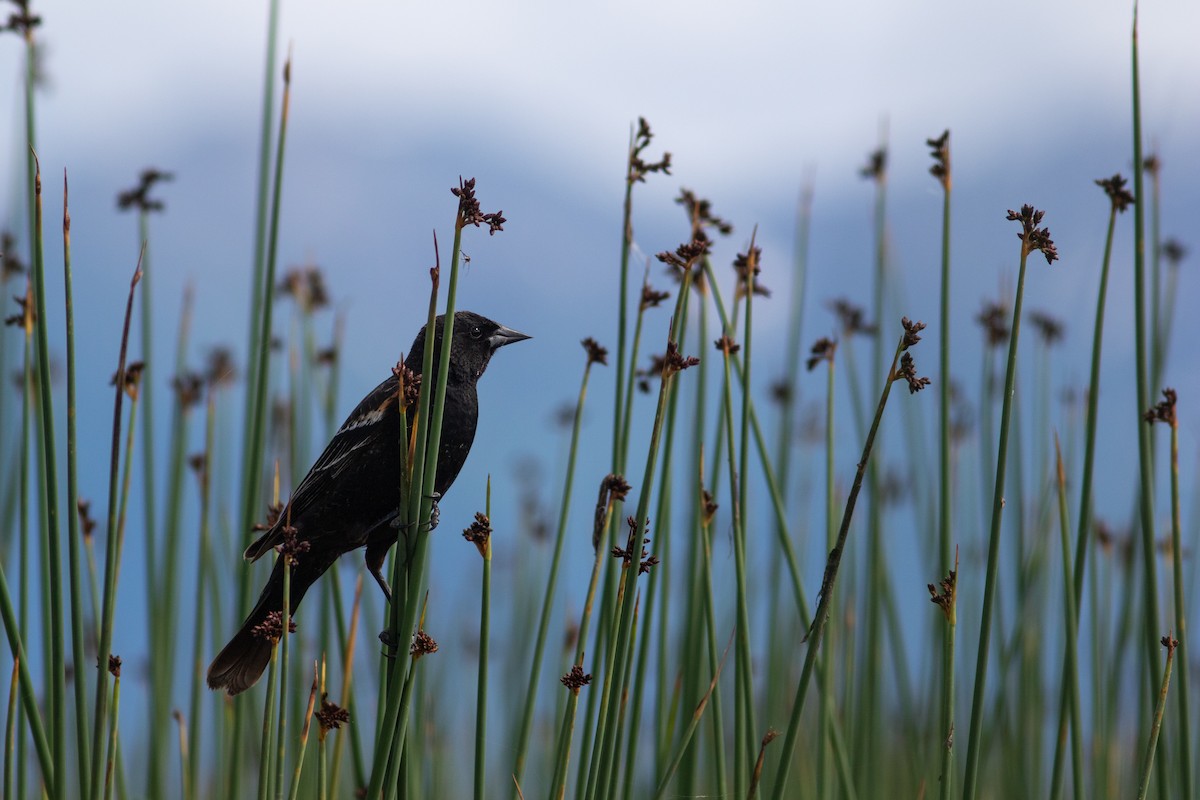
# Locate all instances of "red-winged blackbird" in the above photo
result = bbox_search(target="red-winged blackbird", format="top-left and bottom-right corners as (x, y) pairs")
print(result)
(207, 311), (530, 695)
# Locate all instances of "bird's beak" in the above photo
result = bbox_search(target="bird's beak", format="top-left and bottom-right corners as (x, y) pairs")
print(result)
(489, 324), (531, 350)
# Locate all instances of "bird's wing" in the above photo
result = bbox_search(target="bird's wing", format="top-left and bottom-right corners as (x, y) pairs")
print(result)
(245, 374), (403, 559)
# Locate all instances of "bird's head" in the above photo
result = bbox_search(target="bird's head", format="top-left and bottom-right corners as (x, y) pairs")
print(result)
(408, 310), (530, 383)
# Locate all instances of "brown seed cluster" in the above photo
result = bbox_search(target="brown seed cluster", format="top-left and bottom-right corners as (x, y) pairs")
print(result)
(1006, 205), (1058, 264)
(452, 177), (506, 235)
(251, 611), (296, 644)
(733, 244), (769, 299)
(462, 511), (492, 558)
(897, 353), (931, 394)
(205, 348), (237, 388)
(1, 231), (25, 281)
(278, 265), (330, 312)
(581, 337), (608, 367)
(110, 361), (145, 401)
(714, 334), (740, 356)
(640, 283), (671, 311)
(107, 655), (122, 678)
(860, 147), (887, 182)
(561, 664), (593, 695)
(611, 516), (659, 575)
(806, 337), (837, 371)
(900, 317), (926, 349)
(928, 564), (957, 622)
(677, 188), (733, 239)
(116, 168), (173, 213)
(1095, 174), (1134, 214)
(628, 117), (672, 185)
(662, 339), (700, 375)
(1028, 310), (1065, 345)
(1161, 239), (1187, 267)
(828, 298), (876, 336)
(392, 360), (421, 409)
(1143, 388), (1177, 428)
(976, 302), (1009, 347)
(316, 696), (351, 739)
(5, 286), (34, 329)
(410, 630), (439, 661)
(277, 524), (311, 566)
(77, 499), (97, 541)
(657, 238), (711, 273)
(927, 130), (950, 188)
(172, 371), (204, 410)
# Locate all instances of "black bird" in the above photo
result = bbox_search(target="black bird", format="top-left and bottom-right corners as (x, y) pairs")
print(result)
(207, 311), (529, 695)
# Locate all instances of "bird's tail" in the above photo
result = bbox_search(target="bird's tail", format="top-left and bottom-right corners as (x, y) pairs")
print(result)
(207, 555), (321, 695)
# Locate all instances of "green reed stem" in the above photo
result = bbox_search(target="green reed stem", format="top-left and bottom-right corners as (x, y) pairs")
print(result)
(511, 351), (596, 789)
(88, 253), (142, 800)
(771, 328), (911, 800)
(1137, 639), (1176, 800)
(187, 393), (216, 800)
(232, 53), (291, 795)
(1166, 412), (1191, 797)
(60, 170), (92, 797)
(473, 482), (492, 800)
(1050, 436), (1083, 800)
(962, 220), (1036, 800)
(287, 665), (319, 800)
(102, 670), (120, 800)
(1130, 4), (1167, 762)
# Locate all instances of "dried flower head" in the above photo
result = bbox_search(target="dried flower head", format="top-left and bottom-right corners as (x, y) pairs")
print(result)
(1, 2), (42, 37)
(110, 361), (145, 401)
(391, 361), (421, 409)
(640, 283), (671, 311)
(410, 630), (438, 661)
(806, 337), (837, 371)
(1, 231), (25, 281)
(77, 499), (97, 541)
(1143, 388), (1177, 428)
(277, 523), (311, 565)
(1028, 310), (1065, 345)
(316, 696), (350, 740)
(895, 352), (931, 394)
(205, 347), (237, 388)
(733, 243), (769, 298)
(700, 486), (718, 526)
(252, 501), (285, 533)
(1161, 239), (1187, 268)
(828, 298), (876, 336)
(188, 452), (207, 479)
(278, 265), (330, 312)
(628, 117), (672, 184)
(676, 188), (733, 238)
(107, 654), (122, 678)
(976, 301), (1009, 347)
(860, 147), (887, 182)
(927, 130), (950, 188)
(714, 334), (740, 355)
(251, 611), (295, 644)
(900, 317), (926, 349)
(561, 664), (592, 695)
(172, 371), (204, 410)
(4, 286), (34, 329)
(452, 176), (505, 235)
(1006, 204), (1058, 264)
(116, 168), (173, 213)
(928, 550), (958, 622)
(769, 380), (792, 406)
(581, 337), (608, 367)
(1142, 154), (1160, 176)
(462, 511), (492, 558)
(1161, 634), (1179, 655)
(662, 339), (700, 375)
(1095, 174), (1134, 214)
(657, 238), (711, 273)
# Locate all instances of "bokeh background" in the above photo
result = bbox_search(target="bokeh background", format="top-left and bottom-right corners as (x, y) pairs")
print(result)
(1, 0), (1198, 792)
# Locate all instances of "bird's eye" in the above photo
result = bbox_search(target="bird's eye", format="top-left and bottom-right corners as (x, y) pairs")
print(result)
(470, 325), (483, 340)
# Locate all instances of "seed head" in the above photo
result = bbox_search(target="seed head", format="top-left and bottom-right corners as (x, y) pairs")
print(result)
(806, 337), (837, 371)
(926, 130), (950, 188)
(1095, 174), (1134, 214)
(561, 664), (592, 695)
(581, 337), (608, 367)
(1006, 204), (1058, 264)
(1143, 388), (1177, 428)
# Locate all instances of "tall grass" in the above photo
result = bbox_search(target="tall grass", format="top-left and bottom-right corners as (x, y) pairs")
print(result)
(0, 7), (1196, 800)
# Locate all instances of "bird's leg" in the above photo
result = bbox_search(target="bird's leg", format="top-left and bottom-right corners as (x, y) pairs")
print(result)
(425, 492), (441, 532)
(364, 540), (393, 603)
